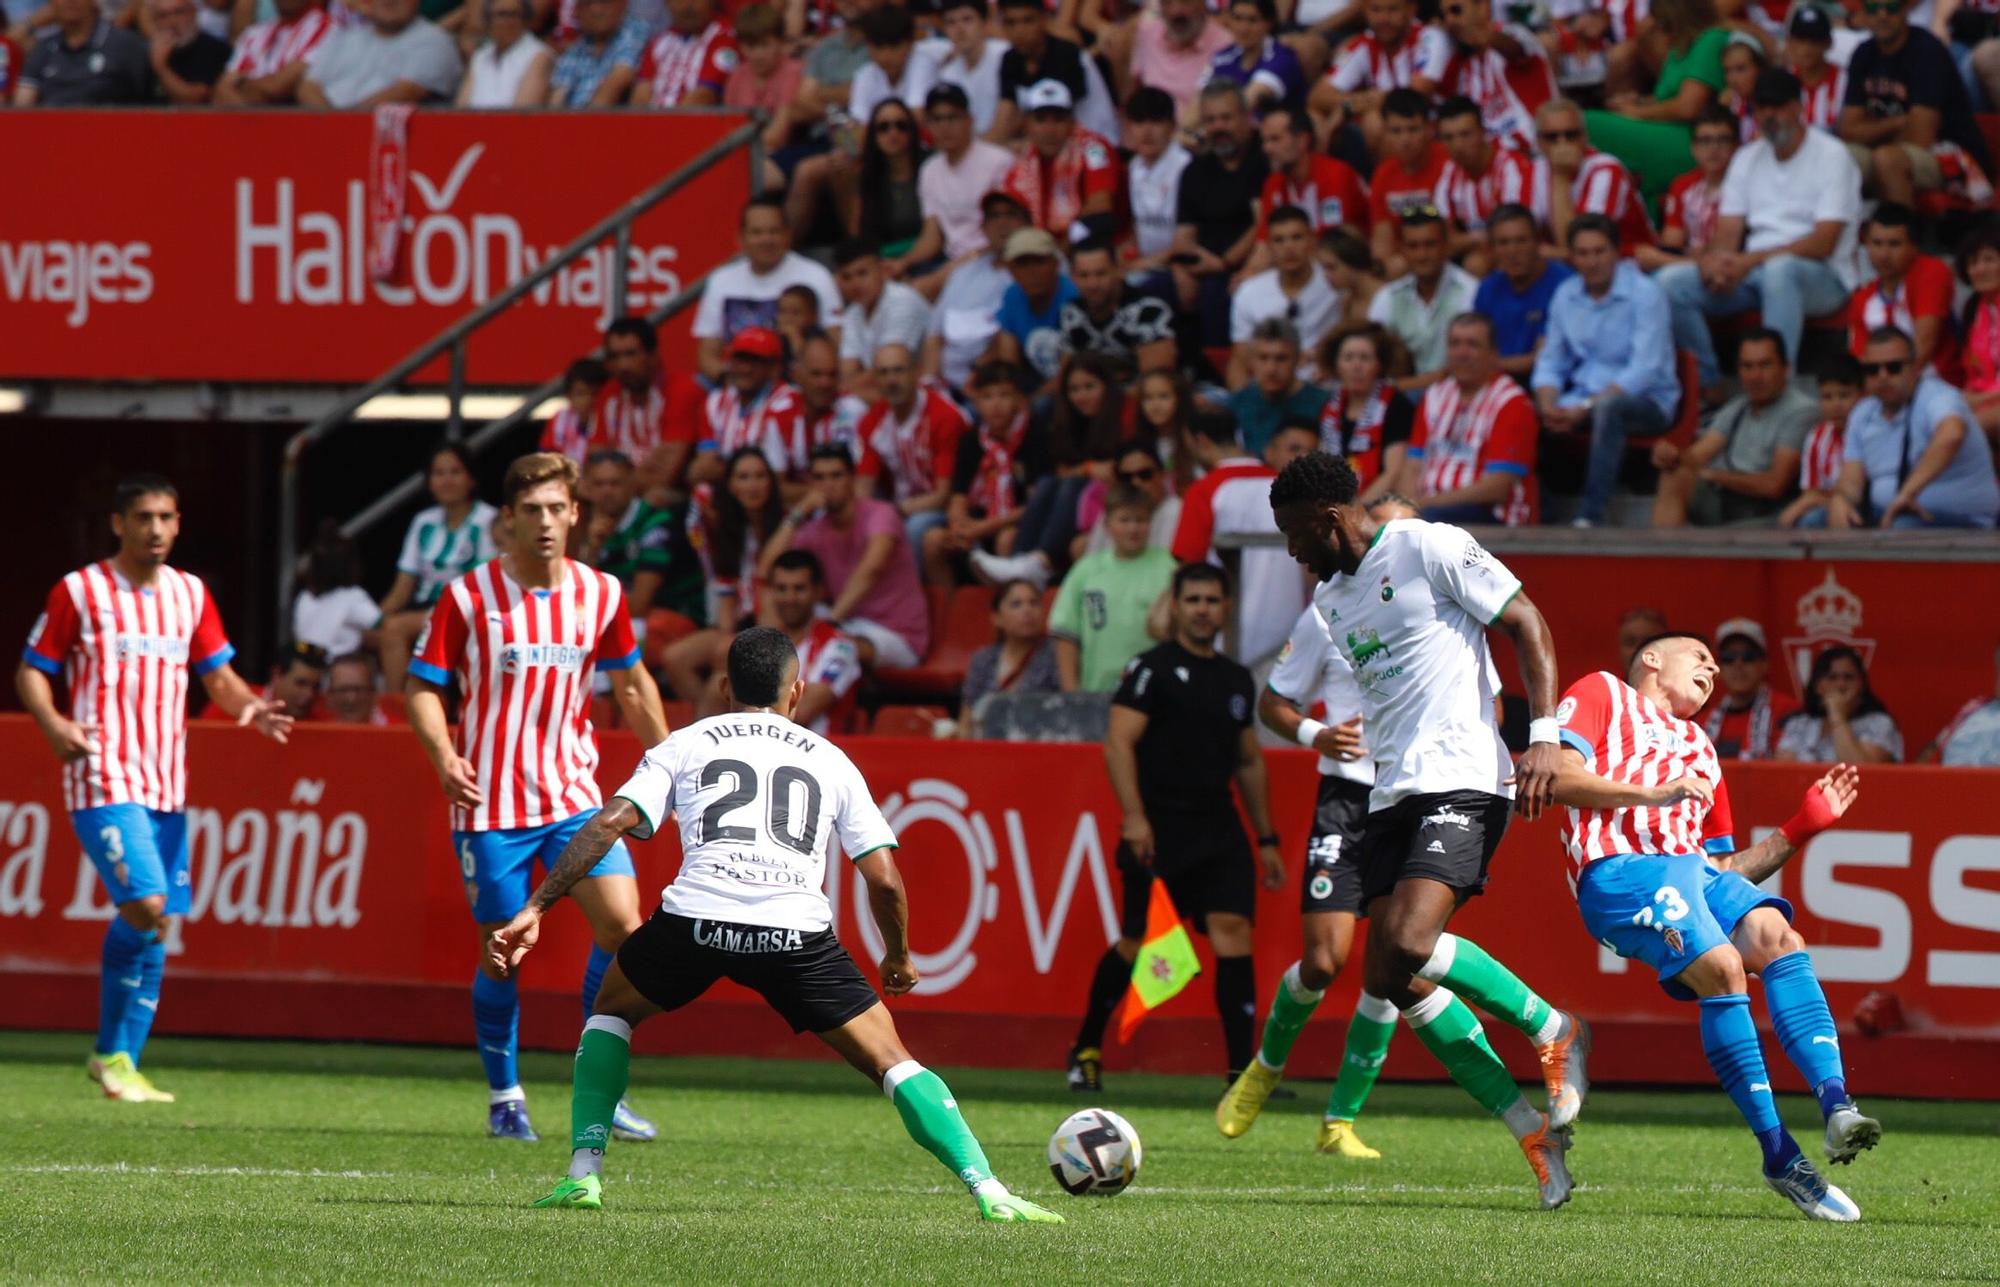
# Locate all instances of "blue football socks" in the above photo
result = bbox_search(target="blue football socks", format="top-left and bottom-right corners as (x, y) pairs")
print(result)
(471, 971), (521, 1093)
(98, 918), (150, 1056)
(1759, 950), (1850, 1119)
(582, 944), (613, 1019)
(1699, 993), (1799, 1175)
(122, 933), (167, 1065)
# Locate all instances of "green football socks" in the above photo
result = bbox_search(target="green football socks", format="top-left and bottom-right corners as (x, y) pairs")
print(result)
(1326, 992), (1398, 1122)
(1416, 934), (1563, 1045)
(1257, 963), (1323, 1069)
(567, 1016), (631, 1179)
(884, 1061), (996, 1191)
(1403, 986), (1519, 1117)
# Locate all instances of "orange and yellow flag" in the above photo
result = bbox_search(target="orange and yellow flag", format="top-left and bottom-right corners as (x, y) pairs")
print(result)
(1115, 880), (1202, 1043)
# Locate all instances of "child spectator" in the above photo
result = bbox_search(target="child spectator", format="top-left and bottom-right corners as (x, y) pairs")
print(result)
(539, 356), (605, 469)
(925, 360), (1053, 584)
(1785, 5), (1844, 131)
(774, 286), (823, 379)
(1778, 355), (1862, 528)
(1719, 32), (1766, 142)
(723, 4), (802, 119)
(1636, 104), (1736, 272)
(1048, 484), (1175, 693)
(1135, 369), (1197, 491)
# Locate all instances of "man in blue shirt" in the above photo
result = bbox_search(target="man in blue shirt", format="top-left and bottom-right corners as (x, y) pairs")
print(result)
(1816, 326), (2000, 529)
(1530, 213), (1680, 527)
(989, 226), (1079, 395)
(548, 0), (651, 107)
(1473, 204), (1574, 385)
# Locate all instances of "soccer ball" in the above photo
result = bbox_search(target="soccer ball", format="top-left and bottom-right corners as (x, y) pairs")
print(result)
(1047, 1107), (1142, 1196)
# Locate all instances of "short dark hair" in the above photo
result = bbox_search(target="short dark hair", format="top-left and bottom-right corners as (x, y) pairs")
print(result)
(1864, 325), (1916, 355)
(996, 0), (1042, 14)
(1069, 237), (1117, 265)
(735, 2), (781, 41)
(1319, 224), (1372, 272)
(1266, 203), (1312, 234)
(1172, 561), (1230, 598)
(1626, 631), (1711, 684)
(113, 473), (177, 515)
(1819, 352), (1865, 388)
(1401, 205), (1444, 234)
(584, 448), (635, 472)
(741, 195), (788, 228)
(1566, 212), (1620, 249)
(1229, 0), (1277, 19)
(605, 316), (658, 352)
(1265, 103), (1311, 137)
(1487, 202), (1536, 235)
(937, 0), (986, 15)
(832, 238), (880, 269)
(1103, 482), (1155, 517)
(1692, 103), (1738, 136)
(1381, 87), (1429, 122)
(564, 356), (607, 390)
(769, 548), (825, 584)
(925, 82), (971, 113)
(859, 3), (913, 44)
(808, 443), (856, 471)
(1269, 450), (1360, 510)
(1867, 201), (1916, 234)
(1447, 310), (1497, 347)
(1116, 440), (1163, 466)
(727, 626), (800, 707)
(1437, 94), (1482, 126)
(968, 359), (1028, 391)
(1737, 325), (1788, 365)
(279, 640), (330, 675)
(1187, 407), (1241, 447)
(1124, 84), (1176, 123)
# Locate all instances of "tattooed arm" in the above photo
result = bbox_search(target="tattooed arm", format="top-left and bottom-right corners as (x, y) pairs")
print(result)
(483, 799), (644, 978)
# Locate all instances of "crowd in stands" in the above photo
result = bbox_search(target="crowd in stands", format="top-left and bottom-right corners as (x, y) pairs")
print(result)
(32, 0), (2000, 748)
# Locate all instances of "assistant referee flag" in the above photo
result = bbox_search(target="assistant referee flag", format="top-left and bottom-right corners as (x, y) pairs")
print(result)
(1115, 881), (1202, 1042)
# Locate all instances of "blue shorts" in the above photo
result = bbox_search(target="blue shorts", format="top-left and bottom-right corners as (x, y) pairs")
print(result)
(453, 811), (635, 923)
(73, 804), (189, 915)
(1576, 852), (1793, 1001)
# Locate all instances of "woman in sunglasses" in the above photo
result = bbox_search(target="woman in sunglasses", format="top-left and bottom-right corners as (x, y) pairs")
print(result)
(1775, 645), (1902, 764)
(852, 98), (932, 268)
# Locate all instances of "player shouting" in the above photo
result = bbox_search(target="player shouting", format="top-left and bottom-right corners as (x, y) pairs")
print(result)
(487, 627), (1063, 1224)
(408, 452), (670, 1144)
(1217, 497), (1421, 1158)
(1552, 635), (1876, 1221)
(17, 475), (293, 1104)
(1270, 451), (1587, 1210)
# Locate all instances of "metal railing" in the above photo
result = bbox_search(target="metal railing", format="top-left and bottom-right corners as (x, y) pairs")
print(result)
(275, 117), (760, 612)
(1212, 526), (2000, 563)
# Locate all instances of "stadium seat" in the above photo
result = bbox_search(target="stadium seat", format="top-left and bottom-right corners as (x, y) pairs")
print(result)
(1665, 349), (1701, 449)
(868, 704), (949, 737)
(872, 585), (981, 698)
(663, 700), (695, 730)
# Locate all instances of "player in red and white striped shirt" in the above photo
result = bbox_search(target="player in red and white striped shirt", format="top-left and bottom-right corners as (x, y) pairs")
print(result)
(18, 475), (292, 1104)
(1433, 95), (1534, 257)
(1406, 314), (1540, 525)
(630, 0), (737, 107)
(215, 0), (331, 104)
(1551, 635), (1879, 1219)
(407, 452), (671, 1141)
(1412, 0), (1554, 154)
(1527, 100), (1654, 250)
(590, 317), (705, 496)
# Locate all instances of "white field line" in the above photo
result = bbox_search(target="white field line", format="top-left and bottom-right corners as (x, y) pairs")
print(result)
(9, 1163), (400, 1180)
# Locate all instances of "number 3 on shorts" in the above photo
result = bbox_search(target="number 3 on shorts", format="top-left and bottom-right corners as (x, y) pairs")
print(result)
(1630, 885), (1689, 928)
(100, 825), (125, 863)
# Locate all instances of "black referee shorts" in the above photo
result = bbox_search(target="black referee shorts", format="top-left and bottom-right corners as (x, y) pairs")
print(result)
(1117, 811), (1256, 938)
(1301, 775), (1371, 916)
(616, 909), (880, 1034)
(1353, 789), (1512, 915)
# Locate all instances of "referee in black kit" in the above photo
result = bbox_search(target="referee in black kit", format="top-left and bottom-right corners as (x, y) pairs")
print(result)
(1065, 562), (1285, 1092)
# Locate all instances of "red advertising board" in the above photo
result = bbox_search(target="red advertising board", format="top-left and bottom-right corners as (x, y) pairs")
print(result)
(1493, 554), (2000, 765)
(1, 718), (1995, 1098)
(0, 111), (752, 385)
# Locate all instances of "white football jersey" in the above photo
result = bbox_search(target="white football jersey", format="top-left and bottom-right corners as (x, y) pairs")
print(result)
(1266, 603), (1373, 787)
(613, 713), (897, 932)
(1310, 520), (1518, 810)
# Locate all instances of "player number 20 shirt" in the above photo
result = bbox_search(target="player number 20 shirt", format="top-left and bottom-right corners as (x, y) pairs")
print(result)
(1310, 519), (1515, 811)
(614, 713), (898, 933)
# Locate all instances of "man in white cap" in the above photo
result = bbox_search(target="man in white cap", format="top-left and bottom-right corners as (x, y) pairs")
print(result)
(997, 78), (1123, 246)
(1703, 617), (1798, 761)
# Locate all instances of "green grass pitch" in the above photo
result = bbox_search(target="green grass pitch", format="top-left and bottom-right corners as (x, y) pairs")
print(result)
(3, 1031), (1996, 1284)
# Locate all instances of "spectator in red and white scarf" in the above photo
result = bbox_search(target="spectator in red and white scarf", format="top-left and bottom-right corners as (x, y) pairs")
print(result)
(1777, 353), (1861, 528)
(690, 326), (804, 487)
(997, 77), (1122, 244)
(926, 360), (1054, 584)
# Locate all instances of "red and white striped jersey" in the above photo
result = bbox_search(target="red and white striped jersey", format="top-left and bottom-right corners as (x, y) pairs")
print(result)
(1433, 146), (1533, 232)
(1660, 169), (1723, 253)
(783, 395), (868, 478)
(1409, 375), (1539, 526)
(587, 372), (703, 465)
(1797, 63), (1845, 130)
(1527, 151), (1654, 249)
(702, 380), (804, 473)
(1414, 23), (1554, 153)
(795, 618), (863, 735)
(635, 20), (738, 107)
(23, 563), (235, 814)
(410, 560), (639, 832)
(1327, 24), (1426, 92)
(225, 4), (332, 78)
(1799, 419), (1845, 492)
(856, 384), (969, 504)
(1260, 154), (1373, 234)
(1550, 0), (1648, 43)
(539, 405), (591, 469)
(1556, 670), (1736, 889)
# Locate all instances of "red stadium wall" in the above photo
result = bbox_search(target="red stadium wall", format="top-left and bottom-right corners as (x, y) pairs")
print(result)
(0, 110), (753, 384)
(2, 718), (1995, 1099)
